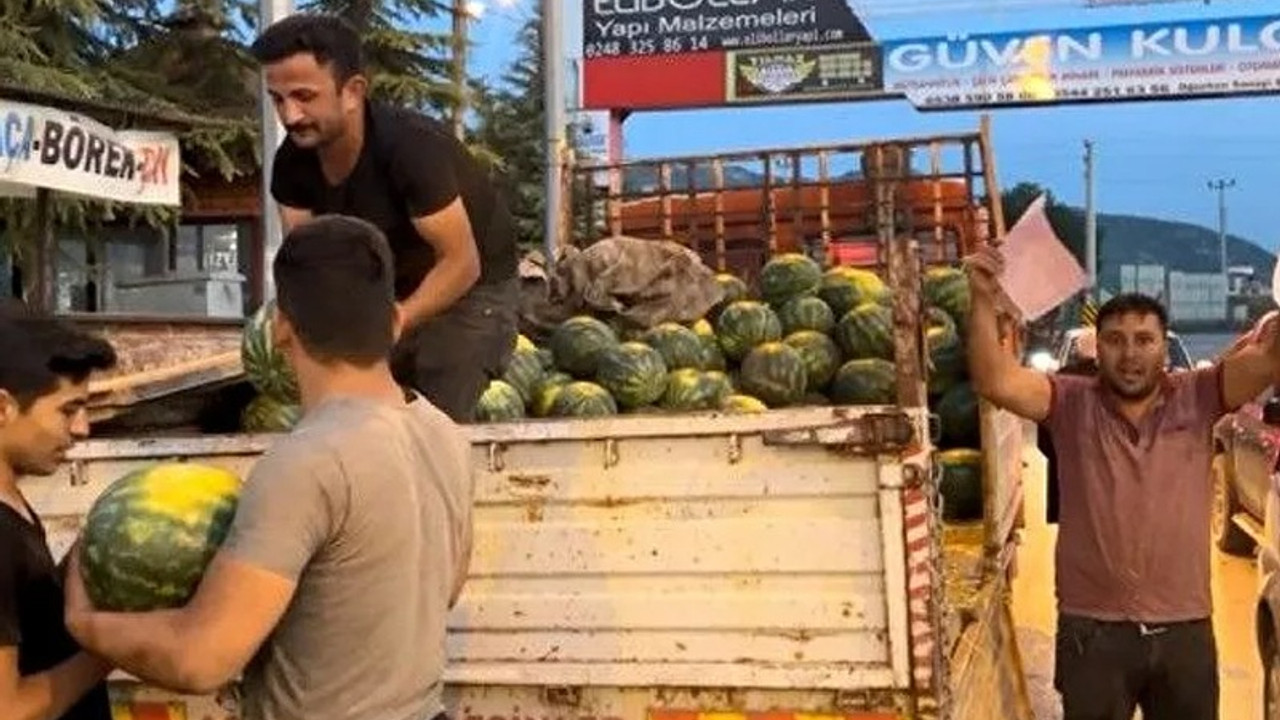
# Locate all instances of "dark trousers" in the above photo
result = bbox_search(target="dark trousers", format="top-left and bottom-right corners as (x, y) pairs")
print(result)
(391, 278), (519, 423)
(1055, 614), (1218, 720)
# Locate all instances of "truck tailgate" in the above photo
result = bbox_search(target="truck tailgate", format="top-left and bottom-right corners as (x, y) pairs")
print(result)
(27, 406), (928, 702)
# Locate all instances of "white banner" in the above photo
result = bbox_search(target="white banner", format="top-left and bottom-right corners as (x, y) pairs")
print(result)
(0, 99), (182, 206)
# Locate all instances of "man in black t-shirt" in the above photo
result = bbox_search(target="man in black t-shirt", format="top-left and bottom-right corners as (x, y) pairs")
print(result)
(0, 310), (118, 720)
(250, 14), (520, 422)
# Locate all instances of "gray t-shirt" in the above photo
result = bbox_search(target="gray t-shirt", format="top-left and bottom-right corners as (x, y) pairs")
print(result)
(221, 393), (473, 720)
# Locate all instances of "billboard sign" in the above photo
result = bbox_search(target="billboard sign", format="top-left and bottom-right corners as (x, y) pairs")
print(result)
(581, 5), (1280, 113)
(582, 0), (871, 59)
(725, 42), (883, 103)
(882, 14), (1280, 110)
(581, 0), (880, 109)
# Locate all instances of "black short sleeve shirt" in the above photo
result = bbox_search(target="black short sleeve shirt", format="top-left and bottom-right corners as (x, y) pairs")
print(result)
(269, 102), (518, 300)
(0, 503), (111, 720)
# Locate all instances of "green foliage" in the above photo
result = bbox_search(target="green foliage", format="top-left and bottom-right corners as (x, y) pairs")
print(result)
(302, 0), (458, 114)
(472, 7), (593, 253)
(0, 0), (484, 267)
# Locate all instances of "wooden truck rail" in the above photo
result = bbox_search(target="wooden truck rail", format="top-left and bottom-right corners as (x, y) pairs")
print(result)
(563, 126), (995, 288)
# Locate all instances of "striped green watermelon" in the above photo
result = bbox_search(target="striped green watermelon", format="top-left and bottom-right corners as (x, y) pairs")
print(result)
(937, 448), (983, 521)
(596, 342), (668, 409)
(551, 316), (619, 378)
(80, 463), (242, 612)
(818, 267), (890, 317)
(477, 380), (526, 422)
(660, 368), (721, 412)
(924, 266), (970, 332)
(739, 342), (808, 408)
(721, 394), (768, 413)
(936, 381), (980, 449)
(829, 358), (897, 405)
(531, 372), (573, 417)
(834, 302), (894, 361)
(784, 330), (841, 392)
(715, 301), (783, 362)
(926, 306), (956, 335)
(240, 394), (301, 433)
(642, 323), (706, 370)
(691, 319), (727, 371)
(241, 300), (299, 403)
(551, 381), (619, 417)
(702, 370), (735, 406)
(711, 274), (750, 318)
(777, 295), (835, 336)
(501, 348), (547, 405)
(927, 322), (965, 397)
(759, 253), (823, 306)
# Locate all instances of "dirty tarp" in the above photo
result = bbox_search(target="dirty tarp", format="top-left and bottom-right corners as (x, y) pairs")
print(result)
(518, 236), (725, 344)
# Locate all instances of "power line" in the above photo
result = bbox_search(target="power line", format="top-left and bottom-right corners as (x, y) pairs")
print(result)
(1208, 178), (1236, 277)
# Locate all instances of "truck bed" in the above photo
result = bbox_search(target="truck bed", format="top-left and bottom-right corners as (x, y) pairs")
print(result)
(28, 405), (1028, 720)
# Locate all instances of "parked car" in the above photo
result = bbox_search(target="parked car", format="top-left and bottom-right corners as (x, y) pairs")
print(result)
(1246, 391), (1280, 714)
(1026, 326), (1197, 373)
(1211, 388), (1278, 557)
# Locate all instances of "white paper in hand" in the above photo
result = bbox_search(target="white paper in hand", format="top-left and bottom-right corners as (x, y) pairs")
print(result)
(1271, 253), (1280, 305)
(998, 194), (1088, 321)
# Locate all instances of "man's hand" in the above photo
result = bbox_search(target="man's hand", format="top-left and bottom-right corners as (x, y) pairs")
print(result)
(962, 243), (1051, 421)
(963, 245), (1005, 300)
(61, 545), (95, 648)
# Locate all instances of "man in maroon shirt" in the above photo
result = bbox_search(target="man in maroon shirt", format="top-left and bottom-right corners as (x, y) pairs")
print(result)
(965, 246), (1280, 720)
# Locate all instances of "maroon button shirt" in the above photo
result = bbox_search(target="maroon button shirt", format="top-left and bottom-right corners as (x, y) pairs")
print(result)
(1046, 366), (1226, 622)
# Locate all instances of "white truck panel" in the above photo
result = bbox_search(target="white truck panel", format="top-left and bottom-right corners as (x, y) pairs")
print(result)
(27, 407), (924, 703)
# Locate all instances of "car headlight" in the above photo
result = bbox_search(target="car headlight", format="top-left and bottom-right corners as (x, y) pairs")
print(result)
(1027, 350), (1058, 372)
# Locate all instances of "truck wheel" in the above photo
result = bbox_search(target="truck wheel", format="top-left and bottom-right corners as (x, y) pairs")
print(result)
(1212, 454), (1254, 557)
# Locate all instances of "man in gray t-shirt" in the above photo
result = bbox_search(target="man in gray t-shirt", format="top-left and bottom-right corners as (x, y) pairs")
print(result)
(64, 215), (474, 720)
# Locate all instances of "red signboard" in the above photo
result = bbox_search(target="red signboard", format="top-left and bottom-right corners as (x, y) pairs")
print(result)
(580, 0), (884, 110)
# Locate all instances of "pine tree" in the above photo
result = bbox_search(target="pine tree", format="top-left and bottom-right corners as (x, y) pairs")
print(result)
(471, 10), (545, 251)
(302, 0), (460, 116)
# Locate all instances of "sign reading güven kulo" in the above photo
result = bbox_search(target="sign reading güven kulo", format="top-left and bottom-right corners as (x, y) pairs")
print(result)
(583, 0), (872, 58)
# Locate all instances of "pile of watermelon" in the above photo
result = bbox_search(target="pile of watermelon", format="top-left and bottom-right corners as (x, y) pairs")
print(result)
(479, 256), (968, 423)
(477, 252), (984, 521)
(240, 300), (303, 433)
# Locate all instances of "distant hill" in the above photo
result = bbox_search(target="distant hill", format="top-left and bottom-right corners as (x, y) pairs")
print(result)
(1090, 210), (1274, 291)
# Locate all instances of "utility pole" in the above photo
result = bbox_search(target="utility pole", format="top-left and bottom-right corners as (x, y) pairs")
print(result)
(1084, 139), (1096, 299)
(450, 0), (469, 140)
(258, 0), (293, 304)
(1208, 178), (1236, 304)
(543, 0), (565, 260)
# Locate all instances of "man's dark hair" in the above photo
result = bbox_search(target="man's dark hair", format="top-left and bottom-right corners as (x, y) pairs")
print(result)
(273, 215), (396, 366)
(1096, 293), (1169, 333)
(250, 13), (364, 83)
(0, 312), (117, 411)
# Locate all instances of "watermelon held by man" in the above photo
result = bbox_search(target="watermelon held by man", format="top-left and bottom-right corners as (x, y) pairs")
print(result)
(79, 463), (243, 613)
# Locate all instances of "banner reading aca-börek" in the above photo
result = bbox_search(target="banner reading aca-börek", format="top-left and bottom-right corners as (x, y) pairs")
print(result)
(0, 99), (181, 206)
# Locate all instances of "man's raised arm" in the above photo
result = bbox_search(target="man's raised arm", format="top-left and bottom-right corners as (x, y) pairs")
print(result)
(964, 246), (1053, 423)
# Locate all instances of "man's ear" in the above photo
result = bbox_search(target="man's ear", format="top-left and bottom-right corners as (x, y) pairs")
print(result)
(341, 74), (368, 113)
(271, 304), (295, 351)
(0, 389), (19, 427)
(391, 303), (406, 343)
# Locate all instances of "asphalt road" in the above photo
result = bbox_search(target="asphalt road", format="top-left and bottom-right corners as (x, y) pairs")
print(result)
(1010, 440), (1263, 720)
